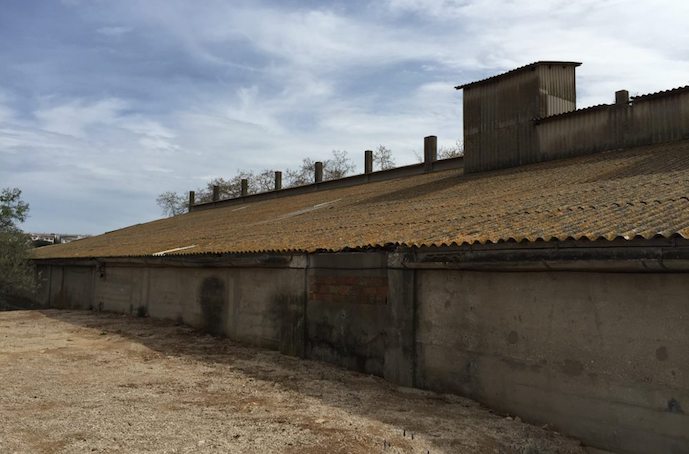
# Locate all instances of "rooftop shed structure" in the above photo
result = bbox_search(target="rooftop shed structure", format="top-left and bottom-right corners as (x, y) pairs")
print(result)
(457, 61), (581, 173)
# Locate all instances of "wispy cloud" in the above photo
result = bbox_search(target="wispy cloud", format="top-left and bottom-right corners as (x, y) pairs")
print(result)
(1, 0), (688, 233)
(96, 26), (132, 37)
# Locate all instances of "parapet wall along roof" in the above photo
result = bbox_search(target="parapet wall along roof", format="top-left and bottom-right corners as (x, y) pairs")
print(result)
(33, 140), (689, 259)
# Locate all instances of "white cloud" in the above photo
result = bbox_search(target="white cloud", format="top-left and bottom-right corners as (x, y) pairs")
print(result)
(5, 0), (689, 233)
(0, 105), (13, 123)
(96, 26), (132, 37)
(34, 98), (128, 137)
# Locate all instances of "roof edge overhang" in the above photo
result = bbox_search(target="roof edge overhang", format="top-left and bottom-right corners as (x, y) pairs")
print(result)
(455, 61), (582, 91)
(31, 236), (689, 272)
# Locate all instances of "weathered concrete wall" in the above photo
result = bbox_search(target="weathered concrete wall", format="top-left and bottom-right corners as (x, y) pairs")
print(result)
(306, 253), (388, 375)
(415, 270), (689, 454)
(34, 265), (51, 307)
(142, 266), (306, 356)
(49, 266), (93, 309)
(40, 261), (307, 357)
(95, 266), (146, 314)
(33, 251), (689, 453)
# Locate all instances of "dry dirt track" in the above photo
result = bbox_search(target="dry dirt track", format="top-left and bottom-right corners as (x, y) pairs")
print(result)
(0, 310), (588, 453)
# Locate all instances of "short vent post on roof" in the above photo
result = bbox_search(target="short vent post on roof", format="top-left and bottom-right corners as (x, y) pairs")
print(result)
(615, 89), (629, 105)
(274, 171), (282, 191)
(364, 150), (373, 174)
(424, 135), (437, 171)
(212, 185), (220, 202)
(241, 179), (248, 196)
(314, 161), (323, 183)
(188, 191), (195, 211)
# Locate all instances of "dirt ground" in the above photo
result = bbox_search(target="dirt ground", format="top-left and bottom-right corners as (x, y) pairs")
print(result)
(0, 310), (589, 453)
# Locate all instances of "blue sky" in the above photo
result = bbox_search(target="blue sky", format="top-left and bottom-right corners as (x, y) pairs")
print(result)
(2, 0), (689, 234)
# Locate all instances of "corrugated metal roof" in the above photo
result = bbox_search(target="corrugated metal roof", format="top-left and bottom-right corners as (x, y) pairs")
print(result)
(454, 61), (581, 90)
(534, 103), (611, 123)
(631, 85), (689, 101)
(32, 139), (689, 259)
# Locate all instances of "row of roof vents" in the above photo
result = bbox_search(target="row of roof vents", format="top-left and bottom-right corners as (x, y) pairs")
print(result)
(188, 136), (462, 211)
(190, 60), (689, 211)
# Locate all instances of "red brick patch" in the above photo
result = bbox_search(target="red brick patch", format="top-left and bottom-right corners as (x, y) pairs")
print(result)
(309, 275), (388, 305)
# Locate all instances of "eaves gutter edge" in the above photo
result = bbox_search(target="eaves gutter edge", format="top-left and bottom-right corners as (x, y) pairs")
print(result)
(30, 237), (689, 270)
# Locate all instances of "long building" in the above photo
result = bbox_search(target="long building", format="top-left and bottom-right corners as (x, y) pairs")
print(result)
(32, 61), (689, 453)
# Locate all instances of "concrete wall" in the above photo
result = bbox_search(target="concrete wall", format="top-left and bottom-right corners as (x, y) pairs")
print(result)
(415, 270), (689, 454)
(36, 252), (390, 365)
(46, 266), (94, 309)
(37, 261), (307, 357)
(34, 251), (689, 454)
(306, 253), (388, 375)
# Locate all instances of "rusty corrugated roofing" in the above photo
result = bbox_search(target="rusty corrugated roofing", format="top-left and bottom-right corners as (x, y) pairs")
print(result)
(454, 61), (581, 90)
(32, 140), (689, 259)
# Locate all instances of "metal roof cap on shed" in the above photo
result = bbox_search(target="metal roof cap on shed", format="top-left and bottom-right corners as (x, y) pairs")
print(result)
(455, 61), (582, 90)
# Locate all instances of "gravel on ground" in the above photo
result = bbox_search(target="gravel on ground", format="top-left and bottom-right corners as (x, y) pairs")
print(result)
(0, 310), (588, 453)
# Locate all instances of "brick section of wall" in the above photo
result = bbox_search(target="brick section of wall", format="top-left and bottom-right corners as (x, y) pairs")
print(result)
(309, 275), (388, 305)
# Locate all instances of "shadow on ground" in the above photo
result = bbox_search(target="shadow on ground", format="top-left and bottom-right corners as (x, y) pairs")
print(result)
(39, 309), (587, 454)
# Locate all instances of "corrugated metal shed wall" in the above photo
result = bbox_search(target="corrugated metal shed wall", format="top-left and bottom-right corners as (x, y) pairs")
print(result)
(537, 65), (577, 119)
(627, 91), (689, 146)
(464, 68), (540, 173)
(536, 90), (689, 159)
(537, 108), (614, 159)
(463, 64), (578, 173)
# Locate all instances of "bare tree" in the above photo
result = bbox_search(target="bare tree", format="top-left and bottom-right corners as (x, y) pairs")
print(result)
(156, 191), (187, 217)
(157, 151), (357, 215)
(438, 139), (464, 159)
(324, 150), (355, 180)
(285, 157), (316, 187)
(197, 171), (257, 202)
(373, 145), (395, 170)
(284, 150), (355, 187)
(254, 169), (277, 192)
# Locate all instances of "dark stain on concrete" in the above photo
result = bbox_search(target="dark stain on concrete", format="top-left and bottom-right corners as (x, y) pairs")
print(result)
(507, 330), (519, 344)
(53, 289), (68, 309)
(667, 398), (683, 414)
(307, 311), (385, 376)
(561, 359), (584, 376)
(656, 346), (668, 361)
(271, 293), (306, 358)
(200, 277), (227, 336)
(502, 357), (528, 371)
